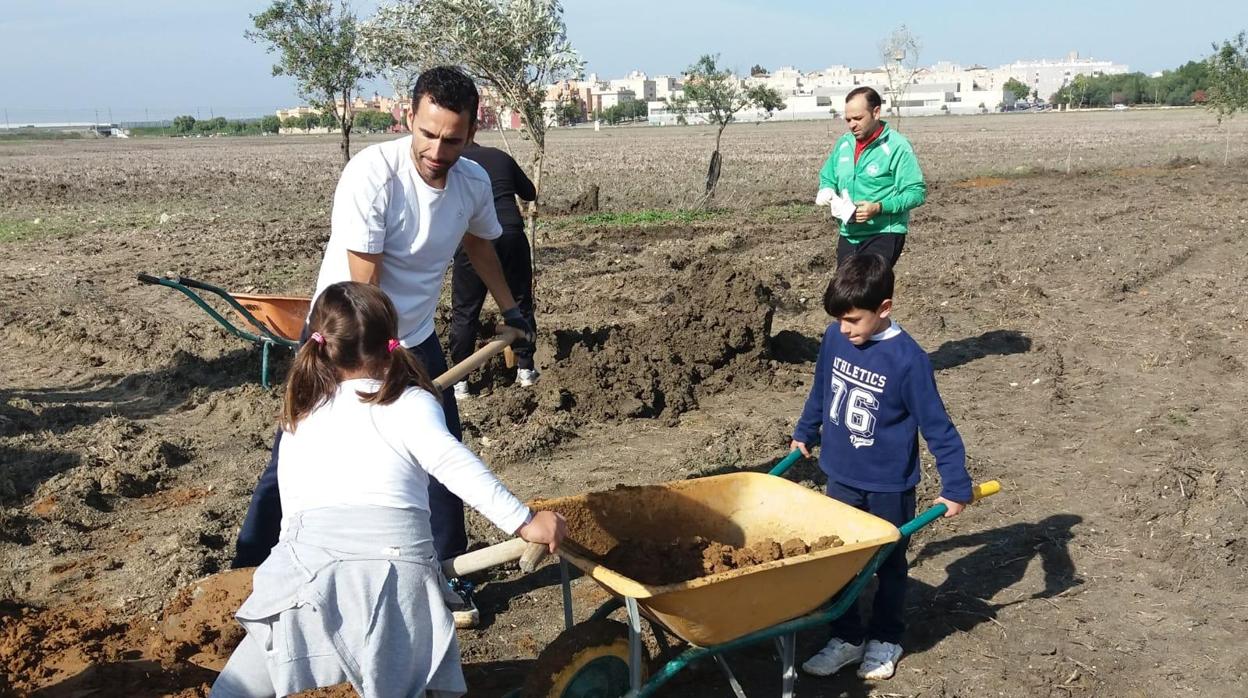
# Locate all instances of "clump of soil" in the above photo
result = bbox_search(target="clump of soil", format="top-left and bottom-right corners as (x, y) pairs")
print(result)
(146, 567), (253, 670)
(602, 534), (844, 585)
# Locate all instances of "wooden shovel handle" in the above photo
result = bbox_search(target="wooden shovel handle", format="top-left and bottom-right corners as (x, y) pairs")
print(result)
(431, 325), (525, 391)
(438, 538), (553, 578)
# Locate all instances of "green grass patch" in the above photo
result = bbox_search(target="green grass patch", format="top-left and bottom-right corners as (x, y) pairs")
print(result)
(0, 204), (218, 244)
(0, 130), (84, 142)
(0, 215), (91, 242)
(0, 218), (47, 242)
(576, 208), (725, 227)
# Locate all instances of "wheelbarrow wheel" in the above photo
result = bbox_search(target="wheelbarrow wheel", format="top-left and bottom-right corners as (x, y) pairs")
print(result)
(522, 619), (646, 698)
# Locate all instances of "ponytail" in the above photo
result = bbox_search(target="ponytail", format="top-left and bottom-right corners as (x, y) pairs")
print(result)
(281, 339), (341, 432)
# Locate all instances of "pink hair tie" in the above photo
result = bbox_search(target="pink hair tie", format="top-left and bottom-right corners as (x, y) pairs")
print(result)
(309, 331), (326, 345)
(387, 339), (401, 353)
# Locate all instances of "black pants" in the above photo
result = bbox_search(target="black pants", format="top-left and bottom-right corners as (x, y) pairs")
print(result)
(826, 481), (916, 645)
(231, 332), (468, 568)
(836, 233), (906, 269)
(448, 233), (536, 370)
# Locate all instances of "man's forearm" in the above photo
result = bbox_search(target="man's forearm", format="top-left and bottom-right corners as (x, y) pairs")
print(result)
(462, 235), (517, 310)
(347, 250), (382, 284)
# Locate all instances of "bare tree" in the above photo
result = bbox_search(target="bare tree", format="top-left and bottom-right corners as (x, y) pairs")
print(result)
(248, 0), (373, 165)
(879, 25), (922, 127)
(363, 0), (582, 244)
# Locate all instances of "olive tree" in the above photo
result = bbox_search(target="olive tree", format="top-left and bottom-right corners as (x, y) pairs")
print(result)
(362, 0), (582, 239)
(670, 54), (786, 207)
(1207, 30), (1248, 164)
(247, 0), (373, 164)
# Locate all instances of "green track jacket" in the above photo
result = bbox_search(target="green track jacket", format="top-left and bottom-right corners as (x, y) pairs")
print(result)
(818, 123), (926, 243)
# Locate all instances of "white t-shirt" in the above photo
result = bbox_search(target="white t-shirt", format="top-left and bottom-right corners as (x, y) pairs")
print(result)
(313, 136), (503, 346)
(277, 379), (531, 535)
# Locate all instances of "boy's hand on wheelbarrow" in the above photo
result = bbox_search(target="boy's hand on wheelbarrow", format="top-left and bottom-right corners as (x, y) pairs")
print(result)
(933, 496), (967, 518)
(517, 510), (567, 553)
(789, 440), (811, 458)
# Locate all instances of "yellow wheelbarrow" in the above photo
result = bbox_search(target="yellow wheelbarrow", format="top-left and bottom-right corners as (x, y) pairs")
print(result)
(520, 451), (1001, 697)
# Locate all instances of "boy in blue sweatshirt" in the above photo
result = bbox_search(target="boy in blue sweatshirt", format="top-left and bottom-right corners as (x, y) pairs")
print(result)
(791, 253), (972, 680)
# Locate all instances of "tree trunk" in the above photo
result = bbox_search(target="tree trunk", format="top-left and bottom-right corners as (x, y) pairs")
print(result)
(702, 124), (727, 208)
(528, 147), (545, 272)
(496, 111), (514, 156)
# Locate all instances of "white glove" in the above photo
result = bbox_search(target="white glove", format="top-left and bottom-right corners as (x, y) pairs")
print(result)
(815, 187), (836, 206)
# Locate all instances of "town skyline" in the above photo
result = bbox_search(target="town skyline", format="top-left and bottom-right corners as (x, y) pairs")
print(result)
(0, 0), (1241, 124)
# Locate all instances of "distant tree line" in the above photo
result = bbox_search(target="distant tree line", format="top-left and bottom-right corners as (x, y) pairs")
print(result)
(1050, 60), (1211, 107)
(157, 110), (394, 136)
(598, 99), (647, 125)
(162, 115), (281, 135)
(277, 109), (395, 133)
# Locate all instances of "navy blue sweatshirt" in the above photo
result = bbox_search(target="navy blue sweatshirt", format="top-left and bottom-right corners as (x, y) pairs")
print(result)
(793, 322), (972, 502)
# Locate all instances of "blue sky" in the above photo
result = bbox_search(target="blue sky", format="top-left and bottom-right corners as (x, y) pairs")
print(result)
(1, 0), (1242, 123)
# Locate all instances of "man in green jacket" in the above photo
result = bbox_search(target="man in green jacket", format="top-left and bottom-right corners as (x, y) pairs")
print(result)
(817, 86), (926, 268)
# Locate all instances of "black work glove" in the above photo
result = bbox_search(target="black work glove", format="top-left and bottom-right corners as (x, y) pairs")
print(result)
(501, 306), (535, 349)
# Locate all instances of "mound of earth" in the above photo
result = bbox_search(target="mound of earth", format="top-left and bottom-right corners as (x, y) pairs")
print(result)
(464, 261), (775, 461)
(0, 599), (215, 697)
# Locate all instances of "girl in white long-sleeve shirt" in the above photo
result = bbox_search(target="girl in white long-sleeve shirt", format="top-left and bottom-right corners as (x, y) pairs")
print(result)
(212, 281), (564, 698)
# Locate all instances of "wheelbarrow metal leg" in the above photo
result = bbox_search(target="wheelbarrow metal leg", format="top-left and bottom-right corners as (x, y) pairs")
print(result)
(777, 632), (797, 698)
(560, 557), (574, 630)
(625, 597), (644, 693)
(713, 655), (748, 698)
(261, 340), (273, 389)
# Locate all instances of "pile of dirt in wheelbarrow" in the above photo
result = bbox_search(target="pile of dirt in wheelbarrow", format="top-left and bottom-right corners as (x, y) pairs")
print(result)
(461, 261), (776, 462)
(600, 535), (845, 585)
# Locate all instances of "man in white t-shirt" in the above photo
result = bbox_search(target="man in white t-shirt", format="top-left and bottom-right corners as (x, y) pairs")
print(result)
(233, 68), (533, 626)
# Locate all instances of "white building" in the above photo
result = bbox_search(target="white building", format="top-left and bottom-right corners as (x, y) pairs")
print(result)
(995, 51), (1129, 102)
(599, 51), (1124, 127)
(609, 71), (657, 102)
(653, 75), (682, 101)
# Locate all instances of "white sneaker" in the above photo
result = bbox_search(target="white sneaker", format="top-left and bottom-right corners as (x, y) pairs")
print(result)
(446, 579), (480, 629)
(516, 368), (540, 387)
(800, 637), (864, 676)
(857, 640), (903, 680)
(453, 381), (471, 401)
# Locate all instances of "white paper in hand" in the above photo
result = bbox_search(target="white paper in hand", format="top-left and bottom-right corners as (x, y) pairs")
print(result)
(815, 187), (836, 206)
(829, 189), (857, 224)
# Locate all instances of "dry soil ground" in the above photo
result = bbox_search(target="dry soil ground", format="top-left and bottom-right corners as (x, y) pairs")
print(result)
(2, 109), (1247, 697)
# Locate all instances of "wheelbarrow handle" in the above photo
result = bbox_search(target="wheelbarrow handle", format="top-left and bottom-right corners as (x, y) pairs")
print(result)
(899, 480), (1002, 537)
(768, 448), (804, 477)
